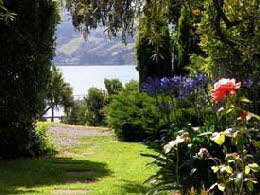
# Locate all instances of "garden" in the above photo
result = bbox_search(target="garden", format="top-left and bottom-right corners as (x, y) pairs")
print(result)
(1, 0), (260, 194)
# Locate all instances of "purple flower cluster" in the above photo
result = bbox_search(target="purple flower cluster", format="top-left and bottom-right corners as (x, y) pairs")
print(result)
(141, 74), (209, 100)
(242, 79), (254, 88)
(237, 79), (260, 88)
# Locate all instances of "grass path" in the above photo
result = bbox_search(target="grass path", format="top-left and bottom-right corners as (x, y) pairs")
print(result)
(0, 123), (157, 195)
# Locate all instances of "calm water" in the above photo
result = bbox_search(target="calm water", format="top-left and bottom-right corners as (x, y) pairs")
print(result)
(57, 65), (139, 97)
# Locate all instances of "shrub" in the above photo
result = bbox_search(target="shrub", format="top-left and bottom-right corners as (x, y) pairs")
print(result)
(85, 88), (107, 126)
(64, 100), (87, 125)
(107, 81), (159, 141)
(30, 122), (56, 156)
(104, 78), (123, 96)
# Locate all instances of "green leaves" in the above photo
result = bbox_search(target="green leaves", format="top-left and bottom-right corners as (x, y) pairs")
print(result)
(0, 2), (16, 23)
(239, 97), (252, 104)
(248, 163), (260, 172)
(211, 165), (233, 174)
(211, 166), (219, 173)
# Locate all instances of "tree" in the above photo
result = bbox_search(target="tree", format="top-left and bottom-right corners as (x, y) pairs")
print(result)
(85, 88), (106, 126)
(173, 3), (203, 75)
(104, 78), (123, 96)
(197, 0), (260, 79)
(192, 0), (260, 114)
(64, 100), (87, 125)
(136, 14), (172, 83)
(0, 0), (59, 158)
(44, 66), (74, 122)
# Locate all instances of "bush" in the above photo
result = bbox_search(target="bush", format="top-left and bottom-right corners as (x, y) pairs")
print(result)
(104, 78), (123, 96)
(64, 100), (87, 125)
(85, 88), (107, 126)
(107, 81), (159, 141)
(30, 122), (56, 157)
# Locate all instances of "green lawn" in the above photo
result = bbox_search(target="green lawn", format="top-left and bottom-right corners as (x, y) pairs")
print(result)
(0, 135), (157, 195)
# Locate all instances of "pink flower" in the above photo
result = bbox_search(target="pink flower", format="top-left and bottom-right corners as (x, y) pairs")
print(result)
(211, 78), (241, 102)
(231, 152), (240, 158)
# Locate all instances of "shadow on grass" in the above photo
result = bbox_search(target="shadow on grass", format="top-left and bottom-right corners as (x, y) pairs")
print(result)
(119, 180), (150, 194)
(0, 157), (111, 194)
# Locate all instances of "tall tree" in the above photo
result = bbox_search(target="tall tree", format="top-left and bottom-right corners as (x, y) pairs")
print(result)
(85, 88), (107, 126)
(0, 0), (59, 158)
(44, 66), (74, 122)
(136, 16), (172, 83)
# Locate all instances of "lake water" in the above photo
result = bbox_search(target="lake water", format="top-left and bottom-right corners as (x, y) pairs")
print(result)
(57, 65), (139, 97)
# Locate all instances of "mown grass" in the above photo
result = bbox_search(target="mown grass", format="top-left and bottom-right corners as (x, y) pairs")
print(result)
(0, 135), (157, 195)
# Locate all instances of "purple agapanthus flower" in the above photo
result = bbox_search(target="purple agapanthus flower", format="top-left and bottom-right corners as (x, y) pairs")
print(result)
(141, 74), (210, 100)
(140, 77), (161, 95)
(242, 79), (254, 88)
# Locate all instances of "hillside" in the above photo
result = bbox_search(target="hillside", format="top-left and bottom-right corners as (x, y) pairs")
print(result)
(54, 11), (136, 65)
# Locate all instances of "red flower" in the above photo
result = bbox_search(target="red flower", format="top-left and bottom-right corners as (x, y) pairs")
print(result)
(240, 110), (248, 119)
(211, 78), (241, 102)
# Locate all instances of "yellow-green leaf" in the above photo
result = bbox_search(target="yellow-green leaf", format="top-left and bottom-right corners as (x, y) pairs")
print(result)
(248, 163), (260, 172)
(218, 183), (225, 191)
(248, 112), (260, 120)
(226, 166), (233, 174)
(245, 166), (250, 175)
(211, 166), (220, 173)
(239, 97), (252, 103)
(211, 132), (225, 145)
(252, 140), (260, 148)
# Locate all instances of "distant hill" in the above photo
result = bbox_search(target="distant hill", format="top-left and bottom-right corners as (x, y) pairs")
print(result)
(54, 11), (136, 65)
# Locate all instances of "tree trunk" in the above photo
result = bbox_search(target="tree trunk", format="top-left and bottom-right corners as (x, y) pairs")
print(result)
(51, 105), (54, 122)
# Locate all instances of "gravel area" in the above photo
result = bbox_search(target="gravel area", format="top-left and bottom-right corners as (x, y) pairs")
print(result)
(48, 124), (112, 149)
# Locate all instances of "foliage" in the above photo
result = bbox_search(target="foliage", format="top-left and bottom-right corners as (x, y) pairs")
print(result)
(136, 13), (172, 83)
(197, 0), (260, 80)
(141, 74), (211, 128)
(85, 87), (107, 126)
(0, 0), (16, 22)
(144, 127), (217, 194)
(66, 0), (144, 41)
(173, 3), (202, 75)
(45, 66), (74, 121)
(107, 81), (159, 141)
(30, 122), (56, 156)
(65, 79), (123, 126)
(0, 0), (59, 158)
(146, 78), (260, 194)
(104, 78), (123, 96)
(195, 0), (260, 114)
(64, 100), (87, 125)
